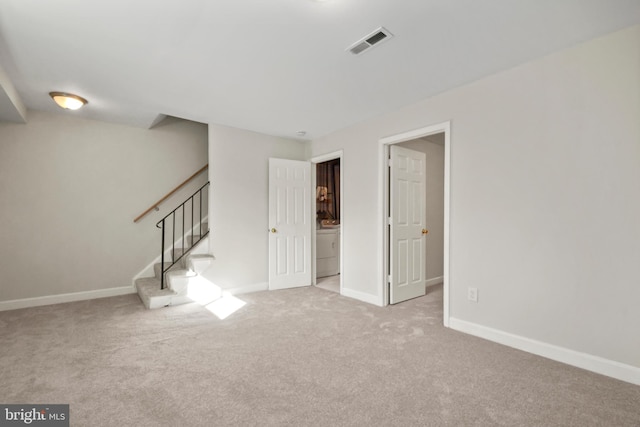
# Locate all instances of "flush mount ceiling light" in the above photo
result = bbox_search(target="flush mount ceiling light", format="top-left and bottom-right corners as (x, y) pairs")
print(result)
(49, 92), (88, 110)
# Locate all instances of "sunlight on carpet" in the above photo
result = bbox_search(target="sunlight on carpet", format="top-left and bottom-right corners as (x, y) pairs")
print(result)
(185, 275), (246, 319)
(205, 293), (246, 320)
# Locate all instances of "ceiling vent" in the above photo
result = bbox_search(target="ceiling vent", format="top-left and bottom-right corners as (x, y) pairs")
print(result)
(347, 27), (393, 55)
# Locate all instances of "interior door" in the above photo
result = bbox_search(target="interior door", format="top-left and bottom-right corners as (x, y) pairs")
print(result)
(390, 145), (427, 304)
(268, 158), (312, 290)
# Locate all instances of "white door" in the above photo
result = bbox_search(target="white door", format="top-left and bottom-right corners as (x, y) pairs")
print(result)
(390, 145), (427, 304)
(269, 158), (312, 290)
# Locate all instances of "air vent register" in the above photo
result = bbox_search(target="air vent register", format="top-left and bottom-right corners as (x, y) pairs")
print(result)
(347, 27), (393, 55)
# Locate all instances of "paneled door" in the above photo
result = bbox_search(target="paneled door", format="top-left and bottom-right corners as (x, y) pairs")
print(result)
(390, 145), (427, 304)
(268, 158), (312, 290)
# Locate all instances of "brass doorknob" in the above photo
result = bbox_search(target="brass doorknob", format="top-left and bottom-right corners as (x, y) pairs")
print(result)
(422, 229), (429, 235)
(270, 228), (277, 233)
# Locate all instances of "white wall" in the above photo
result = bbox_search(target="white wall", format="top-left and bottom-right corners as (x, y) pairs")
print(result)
(311, 25), (640, 369)
(0, 111), (208, 303)
(398, 137), (445, 282)
(206, 124), (309, 290)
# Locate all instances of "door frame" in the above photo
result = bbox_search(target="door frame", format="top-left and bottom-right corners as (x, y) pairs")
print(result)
(311, 150), (344, 294)
(379, 122), (451, 327)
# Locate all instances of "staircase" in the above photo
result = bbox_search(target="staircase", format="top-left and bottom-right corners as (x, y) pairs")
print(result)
(135, 223), (216, 309)
(133, 174), (216, 309)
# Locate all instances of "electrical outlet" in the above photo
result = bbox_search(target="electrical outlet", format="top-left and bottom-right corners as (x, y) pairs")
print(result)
(468, 287), (478, 303)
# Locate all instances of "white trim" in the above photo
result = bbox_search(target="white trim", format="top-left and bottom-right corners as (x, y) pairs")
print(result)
(0, 286), (135, 312)
(378, 138), (388, 307)
(443, 123), (451, 328)
(425, 276), (444, 287)
(311, 150), (344, 296)
(223, 281), (268, 296)
(311, 150), (343, 164)
(449, 317), (640, 386)
(311, 162), (317, 285)
(379, 122), (451, 327)
(341, 287), (382, 306)
(380, 125), (446, 145)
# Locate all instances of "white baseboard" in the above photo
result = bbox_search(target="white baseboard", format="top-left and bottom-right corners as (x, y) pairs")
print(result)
(224, 281), (268, 296)
(449, 317), (640, 386)
(341, 287), (383, 306)
(425, 276), (443, 287)
(0, 286), (136, 312)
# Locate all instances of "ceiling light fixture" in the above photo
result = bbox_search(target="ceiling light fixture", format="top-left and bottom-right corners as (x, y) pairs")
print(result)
(49, 92), (88, 110)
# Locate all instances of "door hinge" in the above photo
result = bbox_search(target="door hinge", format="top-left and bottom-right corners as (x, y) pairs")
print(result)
(388, 216), (392, 225)
(387, 157), (392, 167)
(388, 274), (392, 284)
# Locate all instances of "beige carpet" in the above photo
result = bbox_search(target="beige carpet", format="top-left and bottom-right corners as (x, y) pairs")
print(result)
(1, 285), (639, 426)
(315, 274), (340, 293)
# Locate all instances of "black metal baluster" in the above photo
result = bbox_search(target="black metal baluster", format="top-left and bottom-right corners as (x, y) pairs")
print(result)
(191, 197), (194, 248)
(156, 181), (210, 291)
(160, 218), (165, 290)
(172, 213), (175, 264)
(182, 204), (185, 255)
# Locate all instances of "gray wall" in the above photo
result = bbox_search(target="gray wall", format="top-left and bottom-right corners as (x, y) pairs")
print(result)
(0, 111), (208, 302)
(310, 25), (640, 368)
(206, 123), (309, 289)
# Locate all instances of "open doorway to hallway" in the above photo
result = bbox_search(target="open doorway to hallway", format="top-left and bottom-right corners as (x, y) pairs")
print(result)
(394, 134), (445, 298)
(312, 152), (343, 294)
(380, 121), (450, 326)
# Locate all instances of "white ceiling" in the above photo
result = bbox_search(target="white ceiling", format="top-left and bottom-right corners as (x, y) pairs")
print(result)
(1, 0), (639, 140)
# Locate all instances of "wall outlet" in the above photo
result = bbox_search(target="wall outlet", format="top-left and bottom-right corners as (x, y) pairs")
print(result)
(468, 287), (478, 303)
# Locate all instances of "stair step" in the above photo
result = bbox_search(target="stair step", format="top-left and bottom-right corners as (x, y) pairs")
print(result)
(135, 277), (169, 295)
(172, 247), (188, 258)
(155, 235), (210, 280)
(154, 261), (184, 280)
(135, 277), (176, 309)
(187, 254), (215, 274)
(135, 276), (196, 309)
(187, 233), (208, 246)
(166, 269), (195, 294)
(135, 220), (211, 310)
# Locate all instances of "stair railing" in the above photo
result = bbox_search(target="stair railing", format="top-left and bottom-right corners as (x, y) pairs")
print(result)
(156, 181), (210, 289)
(134, 164), (208, 223)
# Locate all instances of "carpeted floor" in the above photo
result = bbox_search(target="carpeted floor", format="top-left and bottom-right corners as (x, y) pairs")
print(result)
(1, 285), (639, 426)
(315, 274), (340, 293)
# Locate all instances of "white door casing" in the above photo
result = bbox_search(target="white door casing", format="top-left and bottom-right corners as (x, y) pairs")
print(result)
(390, 145), (427, 304)
(268, 158), (312, 290)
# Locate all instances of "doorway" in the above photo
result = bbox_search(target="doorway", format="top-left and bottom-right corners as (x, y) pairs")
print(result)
(380, 122), (450, 326)
(312, 151), (343, 294)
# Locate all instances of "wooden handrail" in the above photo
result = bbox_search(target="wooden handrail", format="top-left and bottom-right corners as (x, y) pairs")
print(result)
(133, 164), (209, 223)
